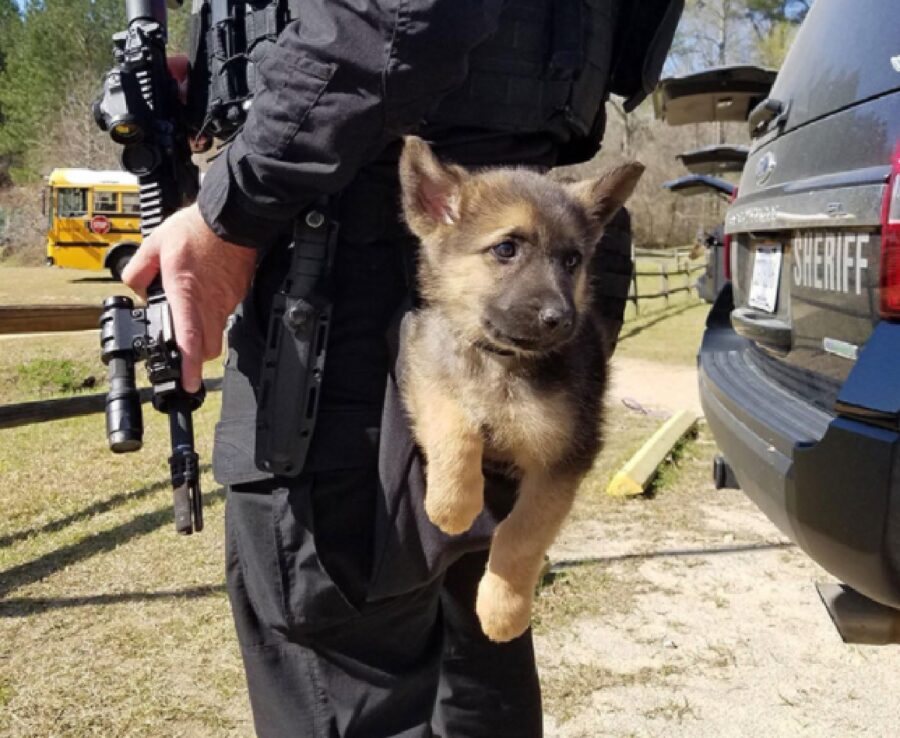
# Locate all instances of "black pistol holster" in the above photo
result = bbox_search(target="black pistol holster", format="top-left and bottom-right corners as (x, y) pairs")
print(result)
(211, 206), (339, 486)
(255, 205), (339, 477)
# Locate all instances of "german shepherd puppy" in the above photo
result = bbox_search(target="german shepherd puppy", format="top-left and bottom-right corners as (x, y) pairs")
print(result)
(398, 136), (643, 642)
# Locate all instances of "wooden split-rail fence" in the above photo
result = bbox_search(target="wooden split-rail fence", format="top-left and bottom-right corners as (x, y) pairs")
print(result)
(629, 248), (706, 316)
(1, 246), (706, 428)
(0, 303), (221, 430)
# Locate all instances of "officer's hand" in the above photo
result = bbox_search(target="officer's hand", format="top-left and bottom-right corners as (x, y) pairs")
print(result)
(122, 204), (256, 393)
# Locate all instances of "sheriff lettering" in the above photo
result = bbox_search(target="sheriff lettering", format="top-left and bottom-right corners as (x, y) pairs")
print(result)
(792, 231), (870, 295)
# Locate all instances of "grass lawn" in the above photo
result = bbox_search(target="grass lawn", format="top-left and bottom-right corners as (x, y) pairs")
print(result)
(616, 301), (709, 367)
(0, 330), (224, 405)
(0, 264), (138, 405)
(0, 265), (137, 306)
(0, 394), (252, 737)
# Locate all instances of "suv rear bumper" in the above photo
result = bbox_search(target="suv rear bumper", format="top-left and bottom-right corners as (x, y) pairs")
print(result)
(699, 287), (900, 608)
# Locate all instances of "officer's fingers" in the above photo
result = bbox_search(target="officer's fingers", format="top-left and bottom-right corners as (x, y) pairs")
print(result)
(165, 274), (204, 394)
(202, 319), (223, 363)
(122, 237), (161, 298)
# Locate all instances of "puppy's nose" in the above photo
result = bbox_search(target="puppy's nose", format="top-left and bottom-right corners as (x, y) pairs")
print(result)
(539, 305), (574, 332)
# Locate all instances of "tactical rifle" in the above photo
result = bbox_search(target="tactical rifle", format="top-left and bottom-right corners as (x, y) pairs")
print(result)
(95, 0), (337, 531)
(94, 0), (205, 534)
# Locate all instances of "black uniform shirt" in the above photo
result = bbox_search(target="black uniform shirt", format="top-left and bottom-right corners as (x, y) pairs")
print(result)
(197, 0), (684, 248)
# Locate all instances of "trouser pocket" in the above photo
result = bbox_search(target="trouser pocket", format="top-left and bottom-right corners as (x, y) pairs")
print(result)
(366, 323), (519, 603)
(226, 472), (369, 641)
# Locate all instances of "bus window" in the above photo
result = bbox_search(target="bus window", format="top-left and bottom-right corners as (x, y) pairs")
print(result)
(122, 192), (140, 215)
(93, 190), (119, 214)
(57, 188), (88, 218)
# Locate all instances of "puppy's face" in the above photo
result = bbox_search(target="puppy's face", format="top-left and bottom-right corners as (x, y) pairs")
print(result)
(400, 137), (644, 355)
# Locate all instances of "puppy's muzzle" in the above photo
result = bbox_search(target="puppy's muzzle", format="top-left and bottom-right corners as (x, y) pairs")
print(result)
(484, 299), (576, 352)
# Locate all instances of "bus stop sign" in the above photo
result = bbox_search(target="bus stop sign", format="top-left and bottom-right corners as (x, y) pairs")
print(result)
(90, 215), (111, 235)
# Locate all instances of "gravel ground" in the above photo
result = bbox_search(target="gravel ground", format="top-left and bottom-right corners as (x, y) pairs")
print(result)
(535, 424), (900, 738)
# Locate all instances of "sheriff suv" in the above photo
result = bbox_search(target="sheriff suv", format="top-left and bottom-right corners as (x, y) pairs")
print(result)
(699, 0), (900, 611)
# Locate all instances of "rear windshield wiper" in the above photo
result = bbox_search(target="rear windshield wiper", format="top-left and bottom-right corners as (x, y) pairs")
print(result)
(749, 97), (790, 138)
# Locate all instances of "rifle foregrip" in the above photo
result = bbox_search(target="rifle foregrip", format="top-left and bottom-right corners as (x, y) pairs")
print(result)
(172, 483), (194, 534)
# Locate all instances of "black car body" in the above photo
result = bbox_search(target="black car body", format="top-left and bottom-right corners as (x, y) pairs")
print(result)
(700, 0), (900, 607)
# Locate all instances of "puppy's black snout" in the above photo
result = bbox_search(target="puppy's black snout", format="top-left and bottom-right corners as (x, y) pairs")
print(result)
(539, 305), (574, 332)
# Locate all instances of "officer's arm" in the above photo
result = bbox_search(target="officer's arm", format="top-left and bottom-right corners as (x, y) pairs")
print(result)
(197, 0), (505, 248)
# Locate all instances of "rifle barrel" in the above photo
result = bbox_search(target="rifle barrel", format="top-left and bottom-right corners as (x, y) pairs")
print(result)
(126, 0), (167, 24)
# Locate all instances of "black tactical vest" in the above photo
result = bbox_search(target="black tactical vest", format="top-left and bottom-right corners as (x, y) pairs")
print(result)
(187, 0), (680, 164)
(427, 0), (621, 163)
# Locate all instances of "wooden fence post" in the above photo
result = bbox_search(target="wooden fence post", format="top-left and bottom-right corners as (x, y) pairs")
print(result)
(661, 263), (669, 307)
(631, 268), (639, 316)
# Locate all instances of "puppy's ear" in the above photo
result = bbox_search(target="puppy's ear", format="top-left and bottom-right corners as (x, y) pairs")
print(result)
(567, 162), (645, 234)
(400, 136), (465, 238)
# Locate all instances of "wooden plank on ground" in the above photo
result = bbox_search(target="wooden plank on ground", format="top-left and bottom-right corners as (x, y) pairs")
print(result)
(606, 409), (699, 497)
(0, 304), (103, 335)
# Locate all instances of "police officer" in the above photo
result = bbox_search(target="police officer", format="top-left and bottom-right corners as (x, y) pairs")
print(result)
(123, 1), (683, 735)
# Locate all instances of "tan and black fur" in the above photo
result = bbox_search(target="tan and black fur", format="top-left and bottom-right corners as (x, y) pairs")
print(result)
(398, 136), (643, 642)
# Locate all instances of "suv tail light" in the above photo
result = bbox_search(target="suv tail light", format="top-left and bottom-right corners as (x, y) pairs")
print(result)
(723, 188), (738, 281)
(880, 142), (900, 318)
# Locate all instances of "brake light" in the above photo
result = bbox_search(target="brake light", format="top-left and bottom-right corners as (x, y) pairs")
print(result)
(723, 188), (738, 281)
(723, 234), (732, 281)
(880, 142), (900, 318)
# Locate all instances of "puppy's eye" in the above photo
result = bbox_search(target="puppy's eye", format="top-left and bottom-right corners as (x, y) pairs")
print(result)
(492, 241), (518, 261)
(564, 252), (582, 271)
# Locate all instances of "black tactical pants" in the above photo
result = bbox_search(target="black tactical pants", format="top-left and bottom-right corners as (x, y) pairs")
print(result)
(226, 479), (541, 738)
(217, 133), (633, 737)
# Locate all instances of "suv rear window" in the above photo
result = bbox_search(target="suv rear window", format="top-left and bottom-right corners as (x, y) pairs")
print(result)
(772, 0), (900, 133)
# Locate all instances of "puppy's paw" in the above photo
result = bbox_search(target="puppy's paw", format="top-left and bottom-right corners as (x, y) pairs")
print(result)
(476, 570), (532, 642)
(424, 468), (484, 535)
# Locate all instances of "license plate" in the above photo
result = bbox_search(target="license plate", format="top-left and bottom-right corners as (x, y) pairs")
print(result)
(748, 243), (783, 313)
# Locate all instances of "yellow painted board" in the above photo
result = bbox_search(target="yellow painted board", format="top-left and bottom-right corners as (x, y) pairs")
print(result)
(606, 409), (699, 497)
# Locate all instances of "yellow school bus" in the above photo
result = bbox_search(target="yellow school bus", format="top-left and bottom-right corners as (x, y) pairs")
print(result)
(44, 168), (143, 280)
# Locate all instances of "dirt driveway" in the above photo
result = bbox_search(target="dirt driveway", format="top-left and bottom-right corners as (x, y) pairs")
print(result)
(536, 361), (900, 737)
(608, 355), (701, 416)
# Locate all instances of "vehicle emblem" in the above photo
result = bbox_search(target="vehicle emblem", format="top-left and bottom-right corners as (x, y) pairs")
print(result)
(755, 152), (777, 186)
(826, 202), (846, 218)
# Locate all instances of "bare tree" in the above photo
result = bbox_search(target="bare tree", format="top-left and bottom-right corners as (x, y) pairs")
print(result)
(0, 73), (121, 263)
(556, 100), (748, 250)
(668, 0), (759, 73)
(31, 73), (120, 176)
